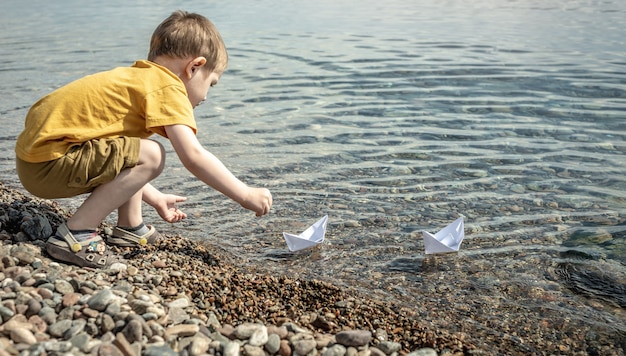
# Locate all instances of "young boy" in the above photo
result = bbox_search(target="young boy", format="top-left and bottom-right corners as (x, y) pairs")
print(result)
(14, 10), (273, 268)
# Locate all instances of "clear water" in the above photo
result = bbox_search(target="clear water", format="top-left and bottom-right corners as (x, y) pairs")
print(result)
(2, 0), (625, 351)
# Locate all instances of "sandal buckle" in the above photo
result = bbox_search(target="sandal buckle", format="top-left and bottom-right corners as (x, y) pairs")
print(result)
(85, 254), (95, 262)
(71, 243), (81, 252)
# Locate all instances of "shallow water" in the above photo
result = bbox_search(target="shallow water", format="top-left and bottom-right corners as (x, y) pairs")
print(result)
(2, 0), (625, 352)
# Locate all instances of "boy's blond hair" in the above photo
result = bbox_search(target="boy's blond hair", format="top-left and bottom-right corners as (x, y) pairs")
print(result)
(148, 10), (228, 73)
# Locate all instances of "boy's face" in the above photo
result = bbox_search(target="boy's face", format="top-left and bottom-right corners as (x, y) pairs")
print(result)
(185, 68), (221, 108)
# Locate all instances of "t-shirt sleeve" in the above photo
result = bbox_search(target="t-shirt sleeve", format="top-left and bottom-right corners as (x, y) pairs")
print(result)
(143, 84), (197, 137)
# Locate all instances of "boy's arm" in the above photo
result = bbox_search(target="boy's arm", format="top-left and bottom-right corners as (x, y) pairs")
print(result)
(164, 124), (272, 216)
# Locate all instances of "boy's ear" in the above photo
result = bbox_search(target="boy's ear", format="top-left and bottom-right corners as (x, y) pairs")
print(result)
(185, 56), (207, 78)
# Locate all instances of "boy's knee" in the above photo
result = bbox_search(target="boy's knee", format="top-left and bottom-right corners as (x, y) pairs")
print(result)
(139, 140), (166, 172)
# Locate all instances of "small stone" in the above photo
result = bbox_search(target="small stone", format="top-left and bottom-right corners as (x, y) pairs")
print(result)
(48, 319), (72, 338)
(62, 292), (80, 307)
(206, 312), (221, 330)
(20, 215), (52, 241)
(54, 279), (75, 295)
(152, 260), (167, 268)
(122, 319), (143, 344)
(377, 341), (402, 354)
(126, 266), (139, 276)
(167, 306), (189, 325)
(267, 325), (288, 339)
(82, 307), (100, 319)
(96, 343), (125, 356)
(374, 328), (388, 342)
(316, 334), (335, 348)
(88, 288), (116, 312)
(10, 328), (37, 345)
(323, 344), (347, 356)
(28, 315), (48, 333)
(113, 332), (135, 356)
(2, 315), (31, 332)
(165, 324), (199, 339)
(38, 306), (57, 324)
(69, 331), (91, 353)
(406, 348), (438, 356)
(218, 324), (235, 339)
(293, 339), (317, 355)
(12, 250), (36, 265)
(167, 297), (190, 309)
(370, 347), (387, 356)
(0, 306), (14, 320)
(36, 287), (54, 300)
(234, 322), (263, 339)
(265, 333), (281, 354)
(189, 334), (211, 355)
(42, 340), (73, 353)
(129, 299), (152, 315)
(278, 339), (291, 356)
(223, 340), (241, 356)
(143, 344), (178, 356)
(99, 313), (116, 334)
(64, 319), (87, 339)
(243, 344), (265, 356)
(248, 326), (268, 347)
(335, 330), (372, 347)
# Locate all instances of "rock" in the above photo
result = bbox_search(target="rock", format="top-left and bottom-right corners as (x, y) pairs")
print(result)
(188, 334), (211, 355)
(335, 330), (372, 347)
(293, 338), (317, 355)
(248, 326), (268, 347)
(243, 344), (265, 356)
(223, 340), (241, 356)
(88, 288), (116, 311)
(265, 333), (281, 354)
(48, 319), (72, 338)
(165, 324), (199, 339)
(168, 297), (190, 308)
(122, 319), (143, 344)
(10, 328), (37, 345)
(234, 322), (264, 339)
(377, 340), (402, 354)
(406, 348), (438, 356)
(20, 215), (52, 241)
(54, 279), (75, 295)
(323, 344), (347, 356)
(278, 339), (291, 356)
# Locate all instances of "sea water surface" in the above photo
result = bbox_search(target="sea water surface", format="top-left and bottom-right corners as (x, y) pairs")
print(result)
(1, 0), (625, 352)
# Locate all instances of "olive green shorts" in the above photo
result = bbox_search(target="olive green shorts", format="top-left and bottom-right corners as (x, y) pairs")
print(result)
(16, 137), (140, 199)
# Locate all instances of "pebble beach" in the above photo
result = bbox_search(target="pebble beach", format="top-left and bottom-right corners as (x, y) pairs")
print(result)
(0, 182), (624, 356)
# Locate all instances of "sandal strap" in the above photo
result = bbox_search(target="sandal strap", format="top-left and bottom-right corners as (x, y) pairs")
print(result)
(111, 225), (156, 246)
(52, 223), (99, 252)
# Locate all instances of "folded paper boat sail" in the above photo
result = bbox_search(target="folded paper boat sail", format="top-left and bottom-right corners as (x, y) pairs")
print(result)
(283, 215), (328, 252)
(422, 217), (464, 254)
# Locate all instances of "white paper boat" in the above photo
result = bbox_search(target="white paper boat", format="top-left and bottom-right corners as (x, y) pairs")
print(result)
(422, 217), (464, 254)
(283, 215), (328, 252)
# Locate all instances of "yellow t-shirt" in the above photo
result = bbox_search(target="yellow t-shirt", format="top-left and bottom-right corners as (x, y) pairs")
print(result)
(15, 60), (196, 163)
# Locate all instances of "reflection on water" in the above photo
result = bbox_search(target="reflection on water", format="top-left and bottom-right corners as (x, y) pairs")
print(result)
(1, 0), (625, 352)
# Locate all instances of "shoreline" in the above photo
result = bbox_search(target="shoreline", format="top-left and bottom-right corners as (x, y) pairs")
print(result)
(0, 182), (476, 355)
(1, 182), (625, 355)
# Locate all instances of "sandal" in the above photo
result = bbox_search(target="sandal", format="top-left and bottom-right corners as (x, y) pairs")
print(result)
(46, 223), (123, 269)
(107, 225), (162, 247)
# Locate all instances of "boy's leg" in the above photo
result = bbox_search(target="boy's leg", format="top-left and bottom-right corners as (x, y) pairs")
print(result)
(66, 139), (165, 231)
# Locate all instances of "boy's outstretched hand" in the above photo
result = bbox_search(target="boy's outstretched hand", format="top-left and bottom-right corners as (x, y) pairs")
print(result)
(241, 187), (273, 217)
(155, 194), (188, 223)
